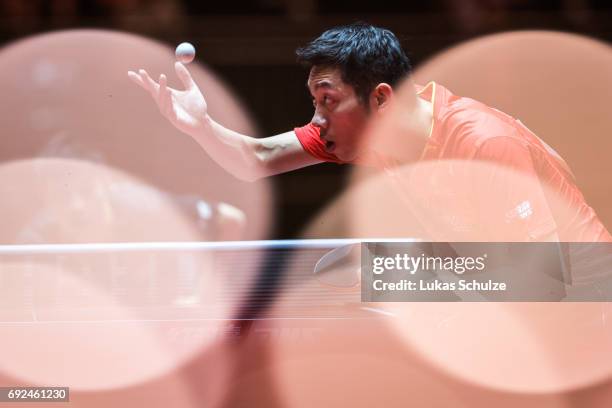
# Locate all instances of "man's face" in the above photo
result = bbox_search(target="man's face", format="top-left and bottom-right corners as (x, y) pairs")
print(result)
(307, 66), (371, 162)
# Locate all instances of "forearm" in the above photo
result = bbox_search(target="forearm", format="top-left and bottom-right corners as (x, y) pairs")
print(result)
(191, 115), (263, 182)
(190, 116), (320, 181)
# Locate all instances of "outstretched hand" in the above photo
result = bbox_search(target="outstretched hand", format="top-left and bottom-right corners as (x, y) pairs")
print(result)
(128, 62), (208, 137)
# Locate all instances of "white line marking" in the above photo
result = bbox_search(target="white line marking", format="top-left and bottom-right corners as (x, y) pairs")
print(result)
(0, 238), (422, 255)
(360, 306), (397, 317)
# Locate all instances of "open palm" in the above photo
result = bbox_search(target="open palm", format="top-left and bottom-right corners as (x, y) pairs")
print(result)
(128, 62), (208, 136)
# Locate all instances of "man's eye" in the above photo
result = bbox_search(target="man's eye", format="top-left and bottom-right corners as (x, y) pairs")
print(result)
(322, 96), (335, 107)
(312, 96), (333, 108)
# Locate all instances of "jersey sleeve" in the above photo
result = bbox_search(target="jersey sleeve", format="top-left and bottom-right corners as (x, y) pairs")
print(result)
(294, 123), (346, 164)
(475, 136), (558, 241)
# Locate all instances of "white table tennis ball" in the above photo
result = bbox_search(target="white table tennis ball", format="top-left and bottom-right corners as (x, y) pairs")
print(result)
(175, 42), (196, 64)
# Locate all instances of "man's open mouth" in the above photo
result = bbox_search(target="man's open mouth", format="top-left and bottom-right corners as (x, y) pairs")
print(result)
(325, 140), (336, 153)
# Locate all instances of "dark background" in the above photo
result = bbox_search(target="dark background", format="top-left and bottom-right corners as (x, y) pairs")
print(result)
(2, 0), (611, 238)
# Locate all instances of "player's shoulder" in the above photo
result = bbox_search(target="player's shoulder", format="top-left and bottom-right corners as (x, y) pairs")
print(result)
(438, 91), (524, 149)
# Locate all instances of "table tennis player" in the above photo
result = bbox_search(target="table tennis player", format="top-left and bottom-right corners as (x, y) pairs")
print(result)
(128, 22), (611, 285)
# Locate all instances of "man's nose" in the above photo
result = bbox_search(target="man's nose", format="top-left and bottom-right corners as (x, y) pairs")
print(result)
(311, 111), (328, 130)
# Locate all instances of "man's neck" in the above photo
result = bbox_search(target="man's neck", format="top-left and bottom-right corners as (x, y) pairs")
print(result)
(385, 93), (434, 165)
(414, 95), (434, 141)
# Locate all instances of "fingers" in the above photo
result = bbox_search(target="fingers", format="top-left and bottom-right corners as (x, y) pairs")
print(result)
(128, 69), (175, 119)
(175, 62), (196, 90)
(127, 71), (146, 89)
(127, 69), (157, 96)
(138, 69), (159, 95)
(158, 73), (171, 116)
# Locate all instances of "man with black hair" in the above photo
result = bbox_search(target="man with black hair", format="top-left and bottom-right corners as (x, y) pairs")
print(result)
(128, 23), (611, 248)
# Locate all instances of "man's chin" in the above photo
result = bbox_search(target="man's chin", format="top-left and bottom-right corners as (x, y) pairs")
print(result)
(334, 148), (359, 163)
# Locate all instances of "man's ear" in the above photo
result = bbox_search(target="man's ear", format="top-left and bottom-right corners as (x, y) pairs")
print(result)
(369, 83), (393, 112)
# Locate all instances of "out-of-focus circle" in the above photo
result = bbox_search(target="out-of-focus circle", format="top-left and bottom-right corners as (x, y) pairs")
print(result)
(0, 158), (243, 394)
(0, 29), (271, 240)
(342, 157), (612, 392)
(412, 30), (612, 230)
(336, 30), (612, 393)
(254, 243), (571, 406)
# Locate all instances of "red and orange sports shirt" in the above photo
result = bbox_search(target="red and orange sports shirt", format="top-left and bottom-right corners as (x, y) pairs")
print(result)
(294, 82), (611, 242)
